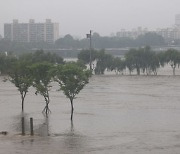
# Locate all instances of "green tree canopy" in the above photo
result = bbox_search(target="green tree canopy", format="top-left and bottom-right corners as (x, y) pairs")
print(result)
(8, 60), (33, 111)
(54, 63), (91, 120)
(124, 46), (160, 75)
(30, 62), (54, 115)
(19, 50), (64, 65)
(0, 53), (17, 75)
(164, 49), (180, 75)
(111, 57), (126, 74)
(78, 49), (97, 65)
(94, 50), (114, 75)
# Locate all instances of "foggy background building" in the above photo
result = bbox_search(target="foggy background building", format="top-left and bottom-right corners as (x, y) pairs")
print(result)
(175, 14), (180, 26)
(4, 19), (59, 43)
(116, 14), (180, 43)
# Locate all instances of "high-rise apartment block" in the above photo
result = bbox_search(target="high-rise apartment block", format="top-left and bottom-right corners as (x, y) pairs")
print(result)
(4, 19), (59, 43)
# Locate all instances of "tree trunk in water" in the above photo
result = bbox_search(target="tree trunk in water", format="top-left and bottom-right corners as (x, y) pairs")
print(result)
(70, 99), (74, 121)
(173, 67), (175, 76)
(21, 96), (24, 111)
(21, 92), (26, 112)
(42, 95), (51, 115)
(45, 104), (48, 115)
(137, 67), (140, 75)
(43, 102), (50, 115)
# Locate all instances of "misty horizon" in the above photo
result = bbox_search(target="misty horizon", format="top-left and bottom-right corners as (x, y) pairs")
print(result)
(1, 18), (177, 39)
(0, 0), (180, 38)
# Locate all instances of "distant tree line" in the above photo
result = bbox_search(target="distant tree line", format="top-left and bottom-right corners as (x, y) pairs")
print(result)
(55, 32), (166, 49)
(0, 32), (167, 54)
(78, 47), (180, 76)
(0, 40), (55, 54)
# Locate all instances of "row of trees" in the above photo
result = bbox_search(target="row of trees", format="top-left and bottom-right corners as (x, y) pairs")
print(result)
(78, 47), (180, 76)
(4, 50), (91, 121)
(55, 32), (165, 49)
(0, 40), (55, 54)
(0, 32), (166, 54)
(1, 47), (180, 120)
(0, 50), (64, 75)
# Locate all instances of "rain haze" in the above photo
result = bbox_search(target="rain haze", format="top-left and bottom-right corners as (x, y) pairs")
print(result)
(0, 0), (180, 37)
(2, 1), (180, 154)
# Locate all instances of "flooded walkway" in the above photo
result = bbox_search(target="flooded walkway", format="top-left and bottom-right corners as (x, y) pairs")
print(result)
(0, 71), (180, 153)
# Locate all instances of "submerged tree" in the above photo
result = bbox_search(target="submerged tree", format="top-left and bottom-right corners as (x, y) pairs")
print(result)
(94, 50), (114, 75)
(19, 50), (64, 65)
(138, 47), (160, 75)
(0, 52), (17, 75)
(54, 63), (91, 121)
(8, 61), (33, 111)
(30, 62), (53, 115)
(125, 48), (140, 75)
(124, 46), (160, 75)
(111, 57), (126, 75)
(78, 49), (97, 69)
(164, 49), (180, 75)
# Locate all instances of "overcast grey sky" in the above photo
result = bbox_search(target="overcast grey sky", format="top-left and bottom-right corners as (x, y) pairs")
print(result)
(0, 0), (180, 38)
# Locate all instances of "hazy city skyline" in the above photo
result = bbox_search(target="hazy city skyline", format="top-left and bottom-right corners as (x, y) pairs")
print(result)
(1, 0), (180, 38)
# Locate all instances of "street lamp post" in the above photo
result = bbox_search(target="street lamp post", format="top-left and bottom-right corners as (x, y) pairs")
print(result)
(86, 30), (92, 71)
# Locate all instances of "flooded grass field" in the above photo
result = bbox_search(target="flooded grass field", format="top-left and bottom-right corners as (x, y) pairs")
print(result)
(1, 67), (180, 153)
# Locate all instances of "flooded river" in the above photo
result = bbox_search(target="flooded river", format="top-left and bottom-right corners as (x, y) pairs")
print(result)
(1, 67), (180, 153)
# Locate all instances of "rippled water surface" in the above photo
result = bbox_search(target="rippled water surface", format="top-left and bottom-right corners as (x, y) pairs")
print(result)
(1, 68), (180, 154)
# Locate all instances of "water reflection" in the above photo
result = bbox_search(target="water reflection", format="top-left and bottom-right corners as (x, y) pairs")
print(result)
(61, 121), (87, 153)
(37, 115), (50, 137)
(49, 120), (88, 153)
(12, 112), (50, 136)
(2, 74), (180, 153)
(13, 112), (29, 134)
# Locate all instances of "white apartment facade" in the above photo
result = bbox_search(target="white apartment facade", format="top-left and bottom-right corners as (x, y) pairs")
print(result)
(4, 19), (59, 43)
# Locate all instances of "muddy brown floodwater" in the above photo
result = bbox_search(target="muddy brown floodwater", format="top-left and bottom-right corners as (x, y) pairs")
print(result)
(1, 66), (180, 154)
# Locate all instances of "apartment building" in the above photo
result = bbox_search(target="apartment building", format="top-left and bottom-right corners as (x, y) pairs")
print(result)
(116, 14), (180, 42)
(116, 27), (148, 39)
(4, 19), (59, 43)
